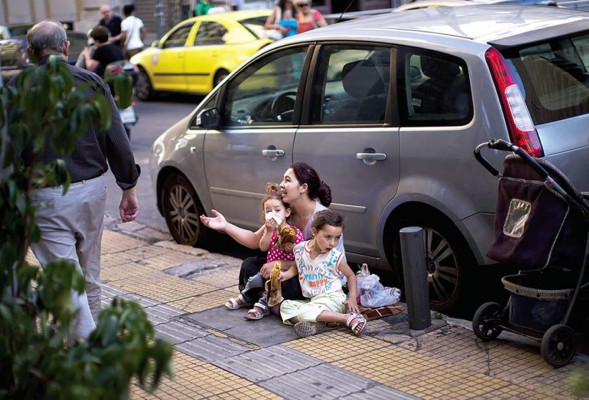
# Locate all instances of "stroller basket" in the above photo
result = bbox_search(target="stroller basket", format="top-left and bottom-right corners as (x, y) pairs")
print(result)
(503, 270), (575, 332)
(486, 155), (588, 270)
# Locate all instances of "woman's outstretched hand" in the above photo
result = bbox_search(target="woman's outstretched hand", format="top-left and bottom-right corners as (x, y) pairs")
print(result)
(199, 209), (227, 231)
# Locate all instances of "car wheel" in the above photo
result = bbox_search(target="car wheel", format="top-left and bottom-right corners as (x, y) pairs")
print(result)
(214, 69), (229, 87)
(161, 174), (207, 247)
(135, 68), (155, 101)
(386, 210), (474, 312)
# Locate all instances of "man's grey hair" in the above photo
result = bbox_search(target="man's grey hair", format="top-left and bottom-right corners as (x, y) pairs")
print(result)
(27, 20), (68, 59)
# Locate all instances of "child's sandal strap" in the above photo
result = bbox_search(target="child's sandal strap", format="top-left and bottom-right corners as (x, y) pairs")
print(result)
(346, 313), (367, 336)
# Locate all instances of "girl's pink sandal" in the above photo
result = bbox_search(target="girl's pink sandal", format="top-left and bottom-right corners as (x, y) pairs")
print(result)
(346, 313), (367, 336)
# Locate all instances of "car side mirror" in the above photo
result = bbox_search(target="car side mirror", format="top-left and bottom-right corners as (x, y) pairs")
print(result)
(197, 108), (220, 129)
(151, 39), (160, 48)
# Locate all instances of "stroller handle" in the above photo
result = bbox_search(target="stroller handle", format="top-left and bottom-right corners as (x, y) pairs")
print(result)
(474, 139), (550, 180)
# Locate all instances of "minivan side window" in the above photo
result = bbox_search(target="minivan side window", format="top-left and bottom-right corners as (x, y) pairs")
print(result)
(222, 47), (308, 126)
(311, 46), (391, 125)
(400, 50), (472, 126)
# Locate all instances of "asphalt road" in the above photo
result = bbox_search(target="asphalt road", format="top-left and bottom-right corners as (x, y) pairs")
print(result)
(104, 93), (200, 234)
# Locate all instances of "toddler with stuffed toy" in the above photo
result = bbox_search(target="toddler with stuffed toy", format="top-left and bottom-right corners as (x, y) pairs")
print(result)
(224, 184), (304, 320)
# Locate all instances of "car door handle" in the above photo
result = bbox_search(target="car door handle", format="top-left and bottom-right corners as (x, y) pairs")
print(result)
(356, 152), (387, 161)
(262, 149), (285, 157)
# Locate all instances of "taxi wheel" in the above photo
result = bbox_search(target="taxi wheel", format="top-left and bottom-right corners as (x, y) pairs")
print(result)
(136, 68), (155, 101)
(161, 174), (207, 247)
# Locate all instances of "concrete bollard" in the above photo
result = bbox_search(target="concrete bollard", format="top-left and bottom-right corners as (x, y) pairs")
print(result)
(400, 226), (431, 330)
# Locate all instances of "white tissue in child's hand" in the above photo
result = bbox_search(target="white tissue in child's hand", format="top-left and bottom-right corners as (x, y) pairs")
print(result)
(265, 212), (282, 225)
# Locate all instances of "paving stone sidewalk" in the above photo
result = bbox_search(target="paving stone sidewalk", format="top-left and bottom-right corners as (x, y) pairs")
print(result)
(77, 221), (589, 399)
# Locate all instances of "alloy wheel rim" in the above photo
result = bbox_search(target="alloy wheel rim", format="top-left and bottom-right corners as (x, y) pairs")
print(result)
(168, 185), (199, 243)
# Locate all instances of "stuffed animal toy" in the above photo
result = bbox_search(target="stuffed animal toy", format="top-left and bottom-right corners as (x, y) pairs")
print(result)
(265, 262), (283, 307)
(277, 225), (297, 250)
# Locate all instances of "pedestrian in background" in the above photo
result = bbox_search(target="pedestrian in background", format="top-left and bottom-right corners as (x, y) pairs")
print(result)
(99, 4), (123, 46)
(265, 0), (298, 40)
(21, 20), (140, 341)
(121, 4), (146, 59)
(181, 0), (191, 20)
(295, 0), (327, 34)
(194, 0), (214, 16)
(82, 25), (125, 78)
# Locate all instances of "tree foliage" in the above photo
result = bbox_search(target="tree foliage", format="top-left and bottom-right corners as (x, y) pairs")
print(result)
(0, 56), (173, 400)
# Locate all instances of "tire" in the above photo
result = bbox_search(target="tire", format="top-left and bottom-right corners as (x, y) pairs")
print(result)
(214, 69), (229, 88)
(472, 302), (504, 341)
(161, 174), (207, 247)
(541, 324), (576, 368)
(387, 210), (475, 312)
(135, 68), (155, 101)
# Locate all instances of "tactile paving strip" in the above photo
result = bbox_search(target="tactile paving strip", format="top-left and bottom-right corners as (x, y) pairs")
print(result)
(102, 231), (147, 253)
(114, 270), (219, 304)
(130, 350), (282, 400)
(284, 330), (552, 400)
(411, 326), (584, 398)
(190, 267), (242, 290)
(101, 261), (156, 282)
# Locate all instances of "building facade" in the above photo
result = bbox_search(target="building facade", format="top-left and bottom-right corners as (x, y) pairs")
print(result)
(2, 0), (399, 38)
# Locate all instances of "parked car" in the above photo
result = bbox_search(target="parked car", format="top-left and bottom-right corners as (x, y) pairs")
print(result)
(1, 31), (90, 83)
(149, 5), (589, 312)
(326, 0), (559, 22)
(130, 10), (273, 101)
(394, 0), (559, 11)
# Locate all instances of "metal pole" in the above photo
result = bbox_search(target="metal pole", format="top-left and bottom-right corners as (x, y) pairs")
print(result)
(155, 0), (165, 39)
(400, 226), (431, 330)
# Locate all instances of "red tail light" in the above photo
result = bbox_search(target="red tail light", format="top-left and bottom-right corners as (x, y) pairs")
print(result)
(486, 47), (543, 157)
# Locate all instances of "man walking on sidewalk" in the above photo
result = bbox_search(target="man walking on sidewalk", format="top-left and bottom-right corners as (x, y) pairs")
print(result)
(22, 20), (140, 340)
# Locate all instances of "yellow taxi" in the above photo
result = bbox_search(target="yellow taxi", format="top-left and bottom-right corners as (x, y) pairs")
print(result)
(131, 10), (272, 100)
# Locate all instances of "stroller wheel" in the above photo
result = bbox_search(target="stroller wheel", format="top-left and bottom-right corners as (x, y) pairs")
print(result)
(472, 302), (503, 341)
(541, 324), (576, 368)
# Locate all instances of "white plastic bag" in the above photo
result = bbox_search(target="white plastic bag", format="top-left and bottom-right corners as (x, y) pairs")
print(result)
(355, 263), (370, 303)
(356, 263), (401, 308)
(361, 286), (401, 308)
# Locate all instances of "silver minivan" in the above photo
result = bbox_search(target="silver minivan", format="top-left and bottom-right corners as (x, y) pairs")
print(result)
(150, 5), (589, 311)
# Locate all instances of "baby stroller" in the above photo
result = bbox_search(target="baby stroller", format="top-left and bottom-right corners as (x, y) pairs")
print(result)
(472, 139), (589, 368)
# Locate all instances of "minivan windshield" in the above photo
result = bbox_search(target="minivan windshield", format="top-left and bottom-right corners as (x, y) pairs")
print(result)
(506, 33), (589, 125)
